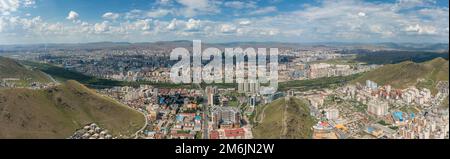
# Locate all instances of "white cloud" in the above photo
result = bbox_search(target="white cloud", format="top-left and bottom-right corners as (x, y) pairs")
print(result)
(158, 0), (171, 5)
(405, 24), (437, 35)
(134, 19), (152, 31)
(0, 17), (5, 32)
(392, 0), (436, 11)
(185, 18), (201, 31)
(369, 25), (394, 37)
(175, 0), (219, 17)
(124, 9), (142, 19)
(1, 0), (449, 44)
(166, 18), (178, 30)
(23, 0), (34, 7)
(224, 1), (257, 9)
(146, 9), (172, 18)
(94, 21), (109, 33)
(249, 6), (277, 15)
(219, 24), (237, 33)
(66, 11), (79, 21)
(0, 0), (20, 15)
(102, 12), (119, 20)
(358, 12), (366, 17)
(238, 20), (251, 26)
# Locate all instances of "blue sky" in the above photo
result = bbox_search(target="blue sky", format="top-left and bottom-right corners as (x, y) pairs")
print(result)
(0, 0), (449, 44)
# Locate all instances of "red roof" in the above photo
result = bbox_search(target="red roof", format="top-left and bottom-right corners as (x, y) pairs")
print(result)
(224, 128), (245, 138)
(210, 130), (219, 139)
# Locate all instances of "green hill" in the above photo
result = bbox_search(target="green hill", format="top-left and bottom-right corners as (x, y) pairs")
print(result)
(0, 80), (145, 139)
(0, 56), (52, 86)
(353, 58), (449, 94)
(252, 97), (315, 139)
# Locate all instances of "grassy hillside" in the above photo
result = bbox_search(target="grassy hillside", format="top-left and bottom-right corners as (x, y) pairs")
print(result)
(0, 56), (52, 86)
(20, 60), (195, 89)
(0, 80), (145, 139)
(279, 74), (361, 91)
(253, 97), (315, 139)
(354, 50), (449, 65)
(353, 58), (449, 94)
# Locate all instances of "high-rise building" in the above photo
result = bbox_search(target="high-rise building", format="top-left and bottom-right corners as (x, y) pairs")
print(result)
(249, 96), (257, 107)
(237, 80), (260, 94)
(367, 100), (389, 116)
(325, 108), (339, 120)
(206, 86), (217, 106)
(238, 82), (244, 93)
(211, 106), (241, 129)
(366, 80), (378, 90)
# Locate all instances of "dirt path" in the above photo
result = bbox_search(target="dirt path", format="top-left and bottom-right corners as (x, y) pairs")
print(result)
(280, 96), (289, 138)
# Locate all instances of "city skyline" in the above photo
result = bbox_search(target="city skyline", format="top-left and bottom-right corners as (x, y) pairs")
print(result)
(1, 0), (449, 44)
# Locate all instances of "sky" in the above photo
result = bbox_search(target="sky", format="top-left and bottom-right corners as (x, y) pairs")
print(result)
(0, 0), (449, 44)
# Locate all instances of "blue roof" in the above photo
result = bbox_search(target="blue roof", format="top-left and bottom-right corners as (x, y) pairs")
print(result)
(393, 112), (403, 121)
(176, 115), (184, 121)
(195, 115), (201, 120)
(159, 97), (165, 104)
(367, 127), (374, 133)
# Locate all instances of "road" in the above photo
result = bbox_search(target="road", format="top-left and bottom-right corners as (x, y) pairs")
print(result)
(194, 83), (209, 139)
(134, 110), (149, 139)
(254, 101), (269, 123)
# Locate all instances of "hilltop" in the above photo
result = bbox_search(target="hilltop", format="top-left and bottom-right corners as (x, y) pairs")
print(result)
(0, 80), (145, 139)
(353, 58), (449, 93)
(252, 97), (315, 139)
(0, 56), (52, 86)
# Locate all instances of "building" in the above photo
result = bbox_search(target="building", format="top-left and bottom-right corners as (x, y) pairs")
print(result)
(325, 108), (339, 120)
(366, 80), (378, 90)
(249, 96), (257, 107)
(237, 80), (260, 94)
(206, 86), (217, 106)
(211, 106), (241, 129)
(367, 100), (389, 116)
(223, 128), (246, 139)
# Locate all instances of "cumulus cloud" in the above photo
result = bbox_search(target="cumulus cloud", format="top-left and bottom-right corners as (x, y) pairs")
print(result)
(66, 11), (79, 21)
(249, 6), (277, 15)
(94, 21), (109, 33)
(134, 19), (152, 31)
(102, 12), (119, 20)
(166, 18), (178, 30)
(185, 18), (201, 31)
(0, 0), (20, 15)
(405, 24), (437, 35)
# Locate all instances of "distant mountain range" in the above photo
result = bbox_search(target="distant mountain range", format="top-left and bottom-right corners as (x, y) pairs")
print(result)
(0, 41), (448, 52)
